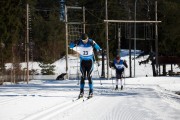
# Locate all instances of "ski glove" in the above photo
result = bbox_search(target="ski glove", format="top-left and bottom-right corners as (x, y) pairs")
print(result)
(69, 40), (79, 48)
(69, 42), (75, 48)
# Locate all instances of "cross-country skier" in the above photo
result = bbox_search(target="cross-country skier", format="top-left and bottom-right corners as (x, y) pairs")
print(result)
(112, 55), (128, 90)
(69, 33), (101, 98)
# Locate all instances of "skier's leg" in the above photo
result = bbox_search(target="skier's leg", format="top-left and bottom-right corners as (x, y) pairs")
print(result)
(120, 78), (123, 90)
(120, 69), (124, 90)
(79, 60), (86, 97)
(88, 76), (93, 96)
(115, 79), (118, 90)
(87, 60), (93, 96)
(80, 76), (85, 94)
(115, 72), (119, 90)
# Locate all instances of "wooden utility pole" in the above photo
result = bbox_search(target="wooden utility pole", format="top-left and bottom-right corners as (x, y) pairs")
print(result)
(155, 1), (159, 76)
(26, 4), (29, 84)
(65, 5), (68, 79)
(134, 0), (137, 77)
(105, 0), (109, 79)
(12, 45), (15, 83)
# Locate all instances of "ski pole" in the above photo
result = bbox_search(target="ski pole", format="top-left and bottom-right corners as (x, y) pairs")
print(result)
(124, 70), (126, 86)
(93, 54), (102, 85)
(122, 70), (125, 87)
(124, 71), (125, 85)
(111, 67), (114, 89)
(76, 45), (80, 85)
(97, 61), (102, 85)
(96, 61), (102, 85)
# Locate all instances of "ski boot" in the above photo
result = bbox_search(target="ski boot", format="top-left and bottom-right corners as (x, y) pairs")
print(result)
(78, 89), (84, 99)
(115, 85), (118, 90)
(78, 93), (84, 99)
(88, 89), (93, 99)
(121, 85), (123, 90)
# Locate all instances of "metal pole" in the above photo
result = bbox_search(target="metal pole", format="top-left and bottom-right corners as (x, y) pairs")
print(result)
(105, 0), (109, 79)
(65, 5), (69, 79)
(134, 0), (137, 77)
(26, 4), (29, 84)
(155, 1), (158, 76)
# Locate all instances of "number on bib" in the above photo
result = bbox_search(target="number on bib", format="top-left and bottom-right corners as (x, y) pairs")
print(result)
(83, 51), (88, 55)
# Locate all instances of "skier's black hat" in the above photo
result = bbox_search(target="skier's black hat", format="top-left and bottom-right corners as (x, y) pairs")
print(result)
(81, 33), (88, 40)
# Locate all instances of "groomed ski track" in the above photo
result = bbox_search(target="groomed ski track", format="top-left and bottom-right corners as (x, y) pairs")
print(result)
(1, 78), (180, 120)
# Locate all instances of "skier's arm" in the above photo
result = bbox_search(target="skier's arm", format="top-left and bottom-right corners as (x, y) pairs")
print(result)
(110, 60), (117, 69)
(123, 60), (128, 68)
(109, 61), (114, 68)
(94, 44), (101, 51)
(69, 40), (79, 48)
(91, 40), (101, 51)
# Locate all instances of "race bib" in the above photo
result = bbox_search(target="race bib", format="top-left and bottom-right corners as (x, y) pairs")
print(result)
(79, 46), (93, 56)
(115, 64), (124, 69)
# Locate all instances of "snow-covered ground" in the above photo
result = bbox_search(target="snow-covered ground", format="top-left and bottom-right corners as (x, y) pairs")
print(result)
(1, 49), (180, 120)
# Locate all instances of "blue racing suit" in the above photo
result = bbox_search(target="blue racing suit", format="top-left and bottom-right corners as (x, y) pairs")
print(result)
(113, 59), (128, 79)
(69, 38), (101, 94)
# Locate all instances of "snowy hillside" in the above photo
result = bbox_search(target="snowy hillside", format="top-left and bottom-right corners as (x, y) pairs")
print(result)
(5, 49), (179, 79)
(1, 49), (180, 120)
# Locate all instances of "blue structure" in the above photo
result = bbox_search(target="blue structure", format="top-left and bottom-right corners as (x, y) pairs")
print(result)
(60, 0), (65, 21)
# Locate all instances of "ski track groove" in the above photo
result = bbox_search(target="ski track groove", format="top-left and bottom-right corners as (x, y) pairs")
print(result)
(103, 89), (144, 120)
(0, 91), (63, 105)
(155, 86), (180, 109)
(55, 95), (102, 120)
(22, 97), (92, 120)
(0, 96), (25, 105)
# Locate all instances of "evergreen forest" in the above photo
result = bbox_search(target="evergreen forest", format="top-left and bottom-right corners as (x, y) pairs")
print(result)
(0, 0), (180, 65)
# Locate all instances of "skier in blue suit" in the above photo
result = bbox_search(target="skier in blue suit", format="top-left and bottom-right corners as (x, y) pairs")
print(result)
(69, 33), (101, 98)
(112, 55), (128, 90)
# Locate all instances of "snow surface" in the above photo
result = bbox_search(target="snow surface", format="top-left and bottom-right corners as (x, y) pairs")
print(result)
(1, 49), (180, 120)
